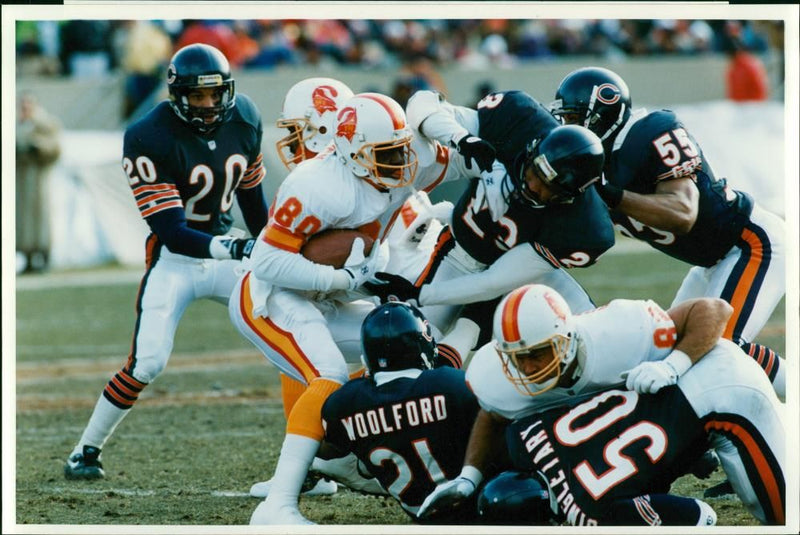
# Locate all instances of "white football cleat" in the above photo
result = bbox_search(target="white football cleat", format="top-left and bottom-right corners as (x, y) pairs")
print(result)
(311, 453), (388, 496)
(694, 498), (717, 526)
(249, 499), (315, 525)
(249, 474), (338, 498)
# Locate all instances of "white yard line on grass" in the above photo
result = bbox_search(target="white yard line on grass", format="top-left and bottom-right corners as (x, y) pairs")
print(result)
(42, 486), (254, 498)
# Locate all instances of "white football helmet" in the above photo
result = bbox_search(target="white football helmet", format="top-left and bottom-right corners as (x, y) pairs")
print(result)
(333, 93), (418, 189)
(493, 284), (578, 397)
(276, 77), (354, 169)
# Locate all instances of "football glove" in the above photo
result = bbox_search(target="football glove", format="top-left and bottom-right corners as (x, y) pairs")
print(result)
(456, 134), (496, 173)
(398, 191), (453, 245)
(474, 166), (509, 221)
(210, 236), (256, 260)
(341, 238), (382, 291)
(363, 272), (421, 306)
(621, 350), (692, 394)
(417, 466), (482, 520)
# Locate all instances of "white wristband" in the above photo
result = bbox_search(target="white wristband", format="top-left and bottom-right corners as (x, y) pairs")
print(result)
(664, 349), (693, 377)
(459, 465), (483, 487)
(209, 235), (233, 260)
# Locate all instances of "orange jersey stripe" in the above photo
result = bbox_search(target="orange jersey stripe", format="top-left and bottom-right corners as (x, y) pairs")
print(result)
(141, 200), (183, 218)
(704, 419), (784, 524)
(501, 286), (528, 343)
(723, 228), (764, 340)
(239, 274), (320, 381)
(132, 183), (175, 195)
(421, 145), (451, 193)
(400, 201), (419, 227)
(136, 190), (181, 208)
(240, 167), (265, 189)
(413, 227), (451, 286)
(262, 222), (305, 253)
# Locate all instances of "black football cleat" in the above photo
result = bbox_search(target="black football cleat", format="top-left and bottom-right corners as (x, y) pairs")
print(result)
(704, 480), (735, 498)
(64, 445), (105, 480)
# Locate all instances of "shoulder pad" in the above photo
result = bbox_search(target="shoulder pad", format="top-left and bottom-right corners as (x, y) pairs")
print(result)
(124, 102), (175, 160)
(406, 89), (445, 131)
(231, 93), (262, 128)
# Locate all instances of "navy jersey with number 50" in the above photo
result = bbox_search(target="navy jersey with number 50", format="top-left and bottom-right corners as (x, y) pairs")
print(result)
(607, 110), (753, 267)
(322, 367), (479, 517)
(506, 387), (707, 525)
(449, 91), (614, 268)
(122, 95), (266, 240)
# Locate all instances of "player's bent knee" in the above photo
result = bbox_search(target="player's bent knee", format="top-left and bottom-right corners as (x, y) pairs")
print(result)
(130, 357), (168, 384)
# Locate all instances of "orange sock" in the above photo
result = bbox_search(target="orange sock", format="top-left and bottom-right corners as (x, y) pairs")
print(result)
(280, 373), (308, 420)
(285, 377), (341, 441)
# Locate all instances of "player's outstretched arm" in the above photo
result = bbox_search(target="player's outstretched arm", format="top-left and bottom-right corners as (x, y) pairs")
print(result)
(668, 297), (733, 361)
(417, 409), (509, 519)
(612, 177), (700, 235)
(623, 297), (732, 394)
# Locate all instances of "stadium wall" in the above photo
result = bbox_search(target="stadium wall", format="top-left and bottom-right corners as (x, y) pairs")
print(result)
(15, 57), (787, 271)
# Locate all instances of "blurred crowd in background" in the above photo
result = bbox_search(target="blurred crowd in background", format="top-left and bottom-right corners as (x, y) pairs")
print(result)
(16, 18), (783, 117)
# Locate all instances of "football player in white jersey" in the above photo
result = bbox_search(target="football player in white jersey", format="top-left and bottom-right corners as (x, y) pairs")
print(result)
(229, 92), (492, 525)
(417, 284), (736, 518)
(253, 79), (464, 501)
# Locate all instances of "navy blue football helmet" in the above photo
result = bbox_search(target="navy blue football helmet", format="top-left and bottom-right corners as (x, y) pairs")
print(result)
(509, 124), (605, 207)
(477, 470), (559, 525)
(361, 302), (438, 374)
(550, 67), (631, 144)
(167, 43), (235, 133)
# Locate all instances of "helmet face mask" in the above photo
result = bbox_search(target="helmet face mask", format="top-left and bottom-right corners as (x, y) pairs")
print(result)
(167, 44), (235, 134)
(276, 78), (354, 170)
(353, 138), (418, 189)
(276, 117), (319, 168)
(334, 93), (418, 189)
(493, 284), (578, 397)
(497, 334), (571, 397)
(513, 125), (604, 208)
(361, 302), (438, 375)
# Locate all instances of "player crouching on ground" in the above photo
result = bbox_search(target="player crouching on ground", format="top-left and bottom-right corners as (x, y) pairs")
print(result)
(320, 301), (484, 523)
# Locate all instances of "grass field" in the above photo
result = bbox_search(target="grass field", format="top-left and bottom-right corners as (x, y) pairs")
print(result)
(12, 245), (787, 529)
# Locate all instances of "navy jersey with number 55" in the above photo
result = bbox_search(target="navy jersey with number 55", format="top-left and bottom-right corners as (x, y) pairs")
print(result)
(506, 387), (707, 525)
(607, 110), (753, 266)
(122, 95), (266, 241)
(322, 367), (479, 517)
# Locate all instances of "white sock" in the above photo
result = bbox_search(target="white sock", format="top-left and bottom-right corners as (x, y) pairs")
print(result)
(264, 434), (320, 507)
(74, 394), (130, 455)
(440, 318), (479, 355)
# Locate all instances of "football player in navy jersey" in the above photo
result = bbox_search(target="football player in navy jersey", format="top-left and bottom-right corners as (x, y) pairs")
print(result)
(551, 67), (786, 407)
(320, 302), (484, 524)
(498, 339), (786, 526)
(365, 89), (614, 347)
(64, 43), (268, 480)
